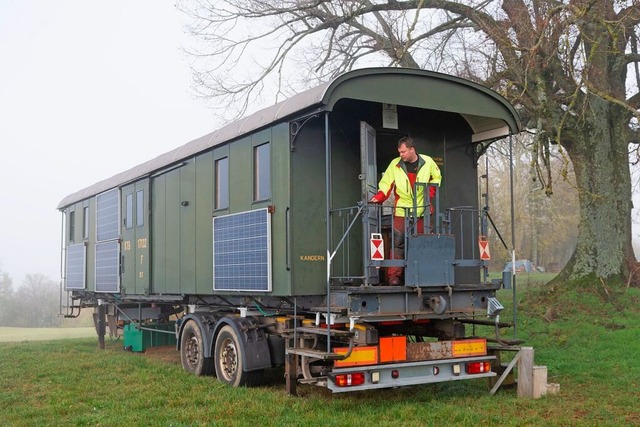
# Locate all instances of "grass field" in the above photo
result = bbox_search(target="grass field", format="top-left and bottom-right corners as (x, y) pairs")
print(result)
(1, 279), (639, 426)
(0, 327), (96, 342)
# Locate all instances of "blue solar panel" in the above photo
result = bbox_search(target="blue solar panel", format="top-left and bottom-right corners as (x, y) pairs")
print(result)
(95, 241), (119, 292)
(65, 243), (86, 289)
(96, 189), (119, 242)
(213, 208), (271, 292)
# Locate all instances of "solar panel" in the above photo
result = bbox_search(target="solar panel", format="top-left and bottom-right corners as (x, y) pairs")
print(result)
(65, 243), (86, 289)
(213, 208), (271, 292)
(95, 241), (119, 292)
(96, 189), (119, 242)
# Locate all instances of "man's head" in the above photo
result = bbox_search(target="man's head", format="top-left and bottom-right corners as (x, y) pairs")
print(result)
(397, 136), (418, 163)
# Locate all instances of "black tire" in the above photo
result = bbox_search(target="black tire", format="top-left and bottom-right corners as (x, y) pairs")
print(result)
(214, 325), (263, 387)
(180, 320), (214, 376)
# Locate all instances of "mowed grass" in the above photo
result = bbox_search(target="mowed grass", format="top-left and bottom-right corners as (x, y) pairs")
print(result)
(0, 327), (96, 342)
(1, 280), (639, 426)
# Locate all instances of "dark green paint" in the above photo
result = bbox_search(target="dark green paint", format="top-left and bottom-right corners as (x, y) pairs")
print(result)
(61, 69), (520, 298)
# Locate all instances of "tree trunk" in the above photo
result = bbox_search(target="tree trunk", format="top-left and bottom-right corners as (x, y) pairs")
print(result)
(557, 98), (634, 282)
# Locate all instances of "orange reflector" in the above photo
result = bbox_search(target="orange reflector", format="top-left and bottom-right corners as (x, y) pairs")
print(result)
(334, 372), (366, 387)
(379, 336), (407, 363)
(334, 346), (378, 367)
(452, 339), (487, 357)
(465, 361), (492, 374)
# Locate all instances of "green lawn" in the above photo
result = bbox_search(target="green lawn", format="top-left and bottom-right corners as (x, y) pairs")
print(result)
(0, 327), (96, 342)
(1, 283), (639, 426)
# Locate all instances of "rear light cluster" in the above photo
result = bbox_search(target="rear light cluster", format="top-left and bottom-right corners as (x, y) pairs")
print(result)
(334, 360), (491, 387)
(334, 373), (366, 387)
(465, 361), (491, 374)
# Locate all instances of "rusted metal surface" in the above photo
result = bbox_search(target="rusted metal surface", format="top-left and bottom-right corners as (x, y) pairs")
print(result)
(406, 341), (453, 361)
(406, 339), (488, 361)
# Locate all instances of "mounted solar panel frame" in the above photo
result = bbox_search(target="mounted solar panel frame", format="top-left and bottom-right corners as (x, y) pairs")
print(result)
(96, 188), (120, 242)
(95, 188), (120, 293)
(95, 240), (120, 293)
(65, 243), (86, 290)
(213, 208), (272, 292)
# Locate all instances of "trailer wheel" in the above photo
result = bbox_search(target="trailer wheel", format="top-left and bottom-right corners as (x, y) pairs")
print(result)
(180, 320), (214, 376)
(214, 325), (263, 387)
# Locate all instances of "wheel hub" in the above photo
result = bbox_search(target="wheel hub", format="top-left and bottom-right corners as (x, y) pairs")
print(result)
(186, 336), (200, 369)
(220, 339), (238, 379)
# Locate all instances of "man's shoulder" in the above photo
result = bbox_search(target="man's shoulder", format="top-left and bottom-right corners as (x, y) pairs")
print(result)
(389, 157), (402, 166)
(419, 154), (438, 165)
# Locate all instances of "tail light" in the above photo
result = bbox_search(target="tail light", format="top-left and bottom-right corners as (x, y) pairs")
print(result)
(334, 372), (366, 387)
(465, 361), (492, 374)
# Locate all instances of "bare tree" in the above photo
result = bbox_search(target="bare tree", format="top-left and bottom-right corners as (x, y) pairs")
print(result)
(179, 0), (469, 115)
(0, 269), (15, 326)
(482, 136), (579, 273)
(181, 0), (640, 284)
(14, 274), (60, 328)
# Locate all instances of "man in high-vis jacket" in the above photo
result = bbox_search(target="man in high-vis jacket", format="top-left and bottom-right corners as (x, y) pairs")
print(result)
(370, 136), (442, 285)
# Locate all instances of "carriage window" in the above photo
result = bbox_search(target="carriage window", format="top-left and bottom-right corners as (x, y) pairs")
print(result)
(254, 143), (270, 201)
(136, 190), (144, 226)
(68, 210), (75, 242)
(125, 193), (133, 229)
(83, 206), (89, 239)
(215, 157), (229, 209)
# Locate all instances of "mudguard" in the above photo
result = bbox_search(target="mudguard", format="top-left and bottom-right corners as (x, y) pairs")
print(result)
(176, 313), (218, 357)
(214, 316), (272, 372)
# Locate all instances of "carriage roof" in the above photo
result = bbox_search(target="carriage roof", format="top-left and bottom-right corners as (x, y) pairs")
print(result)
(57, 67), (520, 209)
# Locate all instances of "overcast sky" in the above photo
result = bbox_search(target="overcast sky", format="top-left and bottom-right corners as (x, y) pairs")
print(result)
(0, 1), (217, 286)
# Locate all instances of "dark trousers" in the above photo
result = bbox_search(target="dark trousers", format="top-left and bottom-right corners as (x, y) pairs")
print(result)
(388, 216), (425, 282)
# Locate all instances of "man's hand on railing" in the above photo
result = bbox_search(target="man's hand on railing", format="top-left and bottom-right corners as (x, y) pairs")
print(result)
(429, 185), (437, 198)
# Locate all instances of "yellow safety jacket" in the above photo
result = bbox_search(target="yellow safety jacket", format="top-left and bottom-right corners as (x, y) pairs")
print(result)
(374, 154), (442, 217)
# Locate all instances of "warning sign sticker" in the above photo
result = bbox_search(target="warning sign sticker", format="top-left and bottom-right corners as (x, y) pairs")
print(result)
(370, 233), (384, 260)
(478, 236), (490, 260)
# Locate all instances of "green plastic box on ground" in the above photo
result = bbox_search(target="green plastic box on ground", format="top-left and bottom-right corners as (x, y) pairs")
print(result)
(123, 322), (177, 352)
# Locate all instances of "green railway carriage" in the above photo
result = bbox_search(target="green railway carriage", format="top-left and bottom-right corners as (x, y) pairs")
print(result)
(59, 68), (522, 394)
